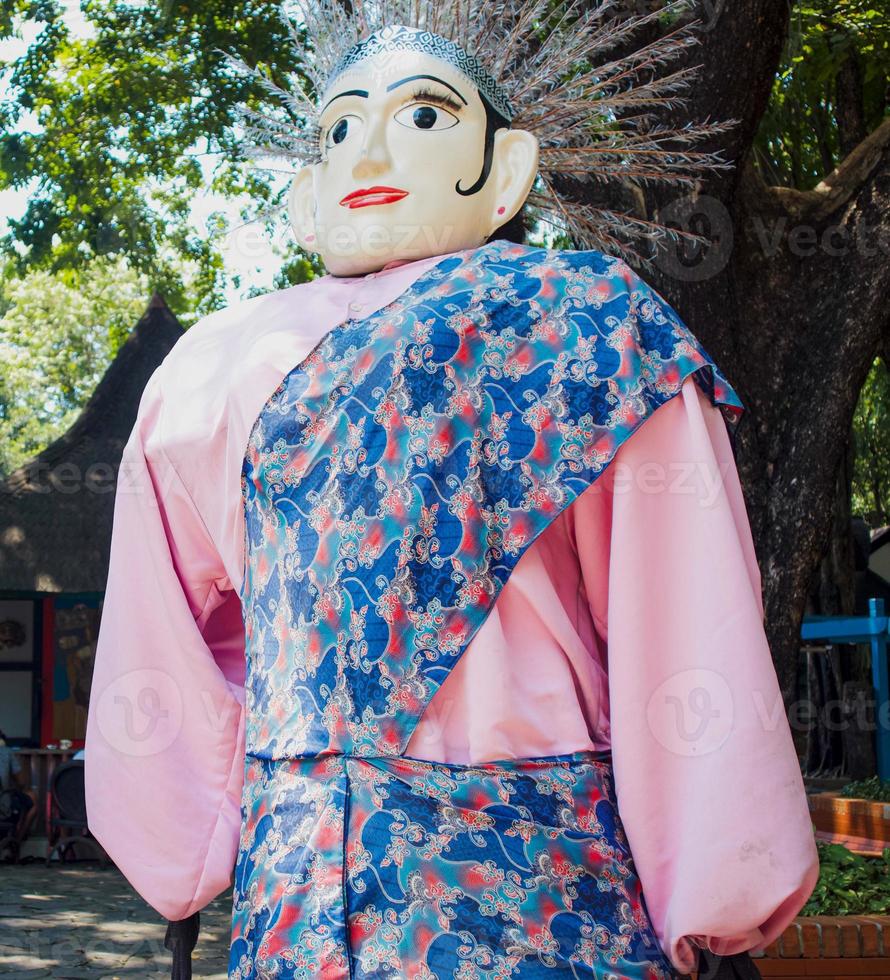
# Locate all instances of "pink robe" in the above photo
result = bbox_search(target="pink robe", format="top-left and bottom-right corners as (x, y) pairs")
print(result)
(84, 247), (819, 976)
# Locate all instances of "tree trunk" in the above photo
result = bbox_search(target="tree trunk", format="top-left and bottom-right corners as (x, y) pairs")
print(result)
(801, 428), (875, 778)
(816, 427), (857, 621)
(584, 1), (890, 708)
(835, 46), (868, 158)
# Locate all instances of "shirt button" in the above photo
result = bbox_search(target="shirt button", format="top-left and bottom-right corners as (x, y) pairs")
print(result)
(349, 301), (364, 312)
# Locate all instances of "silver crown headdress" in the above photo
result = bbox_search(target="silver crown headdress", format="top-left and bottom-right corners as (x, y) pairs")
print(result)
(225, 0), (737, 268)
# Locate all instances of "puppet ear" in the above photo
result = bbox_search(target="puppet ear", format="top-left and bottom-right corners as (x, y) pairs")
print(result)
(288, 165), (319, 251)
(487, 128), (539, 236)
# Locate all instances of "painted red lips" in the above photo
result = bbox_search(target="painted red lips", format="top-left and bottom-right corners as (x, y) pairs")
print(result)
(339, 185), (410, 208)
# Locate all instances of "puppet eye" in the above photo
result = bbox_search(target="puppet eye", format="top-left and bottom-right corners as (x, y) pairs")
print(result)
(324, 114), (362, 149)
(394, 102), (459, 132)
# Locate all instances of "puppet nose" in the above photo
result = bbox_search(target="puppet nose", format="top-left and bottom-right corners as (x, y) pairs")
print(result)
(352, 153), (388, 179)
(352, 117), (391, 179)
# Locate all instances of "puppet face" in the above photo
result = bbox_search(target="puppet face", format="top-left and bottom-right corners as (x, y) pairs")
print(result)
(288, 47), (539, 276)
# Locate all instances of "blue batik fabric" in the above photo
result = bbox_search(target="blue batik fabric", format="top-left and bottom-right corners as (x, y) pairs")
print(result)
(229, 239), (744, 979)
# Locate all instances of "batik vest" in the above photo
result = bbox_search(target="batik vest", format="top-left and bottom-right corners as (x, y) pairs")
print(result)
(229, 240), (744, 979)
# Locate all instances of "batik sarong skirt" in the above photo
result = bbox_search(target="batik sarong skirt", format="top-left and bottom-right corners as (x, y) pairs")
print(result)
(228, 748), (682, 979)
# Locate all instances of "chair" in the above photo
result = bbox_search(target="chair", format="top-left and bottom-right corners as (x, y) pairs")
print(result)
(801, 596), (890, 779)
(45, 760), (107, 866)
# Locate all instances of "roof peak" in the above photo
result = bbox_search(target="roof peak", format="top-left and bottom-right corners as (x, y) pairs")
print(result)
(147, 291), (170, 311)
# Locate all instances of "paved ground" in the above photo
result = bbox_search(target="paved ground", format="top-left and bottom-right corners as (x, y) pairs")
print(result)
(0, 861), (232, 979)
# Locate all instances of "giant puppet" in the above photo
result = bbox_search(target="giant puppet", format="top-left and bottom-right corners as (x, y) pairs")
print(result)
(85, 2), (820, 978)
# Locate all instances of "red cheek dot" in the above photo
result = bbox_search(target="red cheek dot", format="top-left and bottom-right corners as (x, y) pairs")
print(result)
(497, 207), (506, 215)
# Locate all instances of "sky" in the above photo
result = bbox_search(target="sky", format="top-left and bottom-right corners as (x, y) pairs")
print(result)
(0, 1), (286, 304)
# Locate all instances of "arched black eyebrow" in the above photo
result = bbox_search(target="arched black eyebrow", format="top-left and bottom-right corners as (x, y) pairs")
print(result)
(385, 74), (468, 106)
(319, 88), (369, 115)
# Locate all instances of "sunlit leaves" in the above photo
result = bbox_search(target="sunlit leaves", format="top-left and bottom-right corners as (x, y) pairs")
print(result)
(852, 356), (890, 525)
(754, 1), (889, 189)
(0, 1), (304, 314)
(0, 254), (155, 475)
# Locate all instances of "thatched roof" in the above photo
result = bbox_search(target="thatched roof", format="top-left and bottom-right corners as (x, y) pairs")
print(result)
(0, 294), (184, 592)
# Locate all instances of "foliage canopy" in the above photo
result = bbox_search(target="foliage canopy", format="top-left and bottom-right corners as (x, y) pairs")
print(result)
(0, 0), (888, 527)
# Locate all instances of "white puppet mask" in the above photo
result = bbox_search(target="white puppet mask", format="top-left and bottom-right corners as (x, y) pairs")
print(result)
(288, 32), (539, 277)
(229, 3), (735, 277)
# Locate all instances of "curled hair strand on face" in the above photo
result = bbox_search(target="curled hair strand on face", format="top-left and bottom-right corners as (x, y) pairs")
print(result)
(454, 94), (510, 198)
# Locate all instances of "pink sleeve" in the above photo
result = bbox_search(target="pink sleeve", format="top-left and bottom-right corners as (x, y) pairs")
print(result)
(84, 365), (246, 922)
(574, 375), (819, 975)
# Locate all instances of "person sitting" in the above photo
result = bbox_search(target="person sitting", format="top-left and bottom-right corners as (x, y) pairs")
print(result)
(0, 728), (37, 852)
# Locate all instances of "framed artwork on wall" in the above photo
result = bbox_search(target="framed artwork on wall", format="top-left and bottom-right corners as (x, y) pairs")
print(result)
(0, 596), (40, 744)
(0, 597), (35, 664)
(50, 594), (103, 745)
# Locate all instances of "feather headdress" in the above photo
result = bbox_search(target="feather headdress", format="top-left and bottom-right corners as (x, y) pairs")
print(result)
(224, 0), (737, 268)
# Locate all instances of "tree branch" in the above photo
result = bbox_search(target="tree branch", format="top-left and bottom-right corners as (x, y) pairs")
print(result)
(761, 118), (890, 222)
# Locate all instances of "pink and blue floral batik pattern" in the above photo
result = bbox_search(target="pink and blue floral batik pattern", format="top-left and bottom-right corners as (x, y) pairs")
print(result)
(231, 240), (744, 977)
(231, 751), (678, 979)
